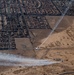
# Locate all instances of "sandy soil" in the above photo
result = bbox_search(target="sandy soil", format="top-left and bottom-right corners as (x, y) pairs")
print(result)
(0, 16), (74, 75)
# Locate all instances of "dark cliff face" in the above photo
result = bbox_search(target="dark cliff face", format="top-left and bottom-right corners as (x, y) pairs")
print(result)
(72, 1), (74, 5)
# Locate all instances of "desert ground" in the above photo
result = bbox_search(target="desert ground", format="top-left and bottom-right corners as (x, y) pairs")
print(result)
(0, 16), (74, 75)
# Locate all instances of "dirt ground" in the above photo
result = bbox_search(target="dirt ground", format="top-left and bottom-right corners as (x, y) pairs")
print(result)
(0, 16), (74, 75)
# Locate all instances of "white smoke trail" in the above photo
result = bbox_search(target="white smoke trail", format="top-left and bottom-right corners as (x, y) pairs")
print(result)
(0, 52), (60, 67)
(36, 0), (73, 49)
